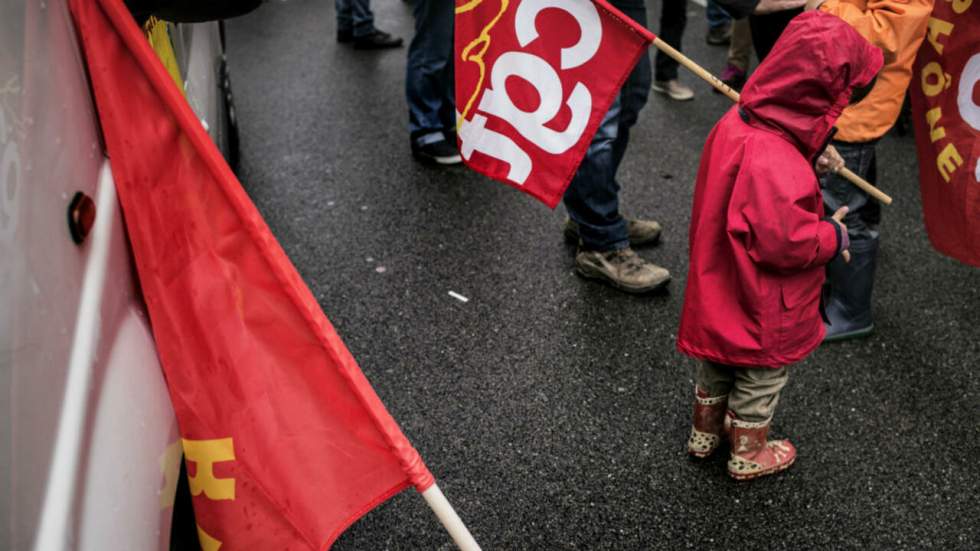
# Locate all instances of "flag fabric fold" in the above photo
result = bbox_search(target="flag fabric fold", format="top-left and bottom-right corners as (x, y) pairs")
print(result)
(70, 0), (435, 548)
(454, 0), (655, 208)
(909, 2), (979, 267)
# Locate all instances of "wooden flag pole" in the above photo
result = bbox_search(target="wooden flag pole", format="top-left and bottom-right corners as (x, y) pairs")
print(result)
(422, 484), (482, 551)
(652, 37), (740, 103)
(651, 37), (894, 206)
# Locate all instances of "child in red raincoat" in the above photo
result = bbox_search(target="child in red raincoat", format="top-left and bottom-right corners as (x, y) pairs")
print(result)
(677, 11), (883, 480)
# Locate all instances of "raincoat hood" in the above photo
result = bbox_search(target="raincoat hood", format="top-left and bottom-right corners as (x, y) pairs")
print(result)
(739, 11), (884, 160)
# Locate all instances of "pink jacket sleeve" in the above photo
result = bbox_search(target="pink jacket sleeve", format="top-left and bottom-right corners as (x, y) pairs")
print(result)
(726, 153), (840, 274)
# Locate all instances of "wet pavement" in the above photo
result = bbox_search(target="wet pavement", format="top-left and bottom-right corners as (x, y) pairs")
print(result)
(224, 1), (979, 549)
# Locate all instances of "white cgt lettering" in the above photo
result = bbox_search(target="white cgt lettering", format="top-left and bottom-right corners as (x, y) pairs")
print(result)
(479, 51), (592, 155)
(459, 113), (533, 184)
(514, 0), (602, 70)
(958, 53), (980, 133)
(460, 0), (603, 185)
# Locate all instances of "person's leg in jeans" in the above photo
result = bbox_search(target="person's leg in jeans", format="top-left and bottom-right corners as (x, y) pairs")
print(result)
(336, 0), (354, 39)
(563, 76), (669, 291)
(820, 140), (880, 340)
(705, 0), (732, 45)
(563, 0), (668, 293)
(336, 0), (402, 48)
(336, 0), (374, 38)
(405, 0), (459, 164)
(727, 366), (796, 479)
(564, 97), (628, 252)
(563, 0), (653, 244)
(604, 1), (663, 247)
(653, 0), (693, 100)
(611, 0), (652, 177)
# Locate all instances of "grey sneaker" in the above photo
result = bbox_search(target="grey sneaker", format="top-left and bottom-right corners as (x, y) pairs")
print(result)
(564, 217), (663, 246)
(574, 247), (671, 293)
(652, 79), (695, 101)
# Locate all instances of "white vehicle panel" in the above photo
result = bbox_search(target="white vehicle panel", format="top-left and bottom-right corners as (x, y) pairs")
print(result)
(76, 309), (180, 551)
(173, 21), (227, 151)
(1, 2), (179, 550)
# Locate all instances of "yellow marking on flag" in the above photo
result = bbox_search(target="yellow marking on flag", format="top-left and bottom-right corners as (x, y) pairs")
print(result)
(456, 0), (484, 13)
(197, 524), (223, 551)
(183, 437), (236, 501)
(456, 0), (510, 127)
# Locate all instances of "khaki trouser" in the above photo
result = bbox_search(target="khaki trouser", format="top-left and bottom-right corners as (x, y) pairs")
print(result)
(695, 361), (788, 423)
(727, 18), (753, 72)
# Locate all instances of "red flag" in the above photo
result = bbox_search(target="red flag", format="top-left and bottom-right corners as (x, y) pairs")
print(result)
(909, 2), (979, 267)
(454, 0), (654, 208)
(69, 0), (436, 548)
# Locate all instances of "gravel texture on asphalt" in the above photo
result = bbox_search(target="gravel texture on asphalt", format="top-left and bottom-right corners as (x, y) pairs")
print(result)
(224, 2), (979, 549)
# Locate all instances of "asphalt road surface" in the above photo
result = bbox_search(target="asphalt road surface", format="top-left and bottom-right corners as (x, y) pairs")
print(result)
(224, 2), (979, 549)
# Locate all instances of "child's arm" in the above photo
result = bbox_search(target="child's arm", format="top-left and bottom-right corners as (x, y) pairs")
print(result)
(726, 156), (845, 273)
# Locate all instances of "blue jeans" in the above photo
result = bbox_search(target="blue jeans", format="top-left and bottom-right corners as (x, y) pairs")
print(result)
(405, 0), (455, 142)
(706, 0), (732, 30)
(563, 0), (651, 251)
(819, 140), (880, 242)
(335, 0), (374, 38)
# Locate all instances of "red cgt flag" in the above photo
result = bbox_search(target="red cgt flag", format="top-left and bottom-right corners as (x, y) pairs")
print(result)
(454, 0), (654, 208)
(909, 1), (979, 267)
(70, 0), (440, 548)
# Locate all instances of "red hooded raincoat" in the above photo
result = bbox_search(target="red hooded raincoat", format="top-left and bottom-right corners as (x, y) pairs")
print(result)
(677, 11), (883, 368)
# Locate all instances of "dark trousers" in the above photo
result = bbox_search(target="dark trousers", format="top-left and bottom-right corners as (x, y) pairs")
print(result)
(819, 140), (880, 242)
(563, 0), (651, 251)
(405, 0), (454, 139)
(654, 0), (688, 81)
(749, 8), (801, 61)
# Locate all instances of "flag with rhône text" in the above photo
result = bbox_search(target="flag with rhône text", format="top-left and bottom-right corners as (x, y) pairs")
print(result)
(910, 0), (979, 267)
(70, 0), (436, 548)
(455, 0), (654, 208)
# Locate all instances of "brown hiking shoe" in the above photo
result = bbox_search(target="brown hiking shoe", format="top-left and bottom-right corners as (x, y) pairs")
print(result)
(574, 247), (671, 293)
(564, 217), (663, 247)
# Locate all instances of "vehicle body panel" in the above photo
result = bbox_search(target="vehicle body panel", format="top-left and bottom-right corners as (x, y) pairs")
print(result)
(1, 2), (232, 549)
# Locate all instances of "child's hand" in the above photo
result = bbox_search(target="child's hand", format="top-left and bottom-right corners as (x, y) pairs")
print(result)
(831, 206), (851, 263)
(754, 0), (808, 14)
(816, 144), (845, 175)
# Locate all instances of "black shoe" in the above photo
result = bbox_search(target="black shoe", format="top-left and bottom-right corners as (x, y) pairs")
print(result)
(337, 29), (353, 43)
(706, 24), (732, 46)
(353, 30), (403, 50)
(412, 137), (462, 165)
(823, 237), (878, 342)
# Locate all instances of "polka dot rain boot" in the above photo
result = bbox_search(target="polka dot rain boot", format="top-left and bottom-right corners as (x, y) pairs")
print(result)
(687, 387), (729, 458)
(727, 417), (796, 480)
